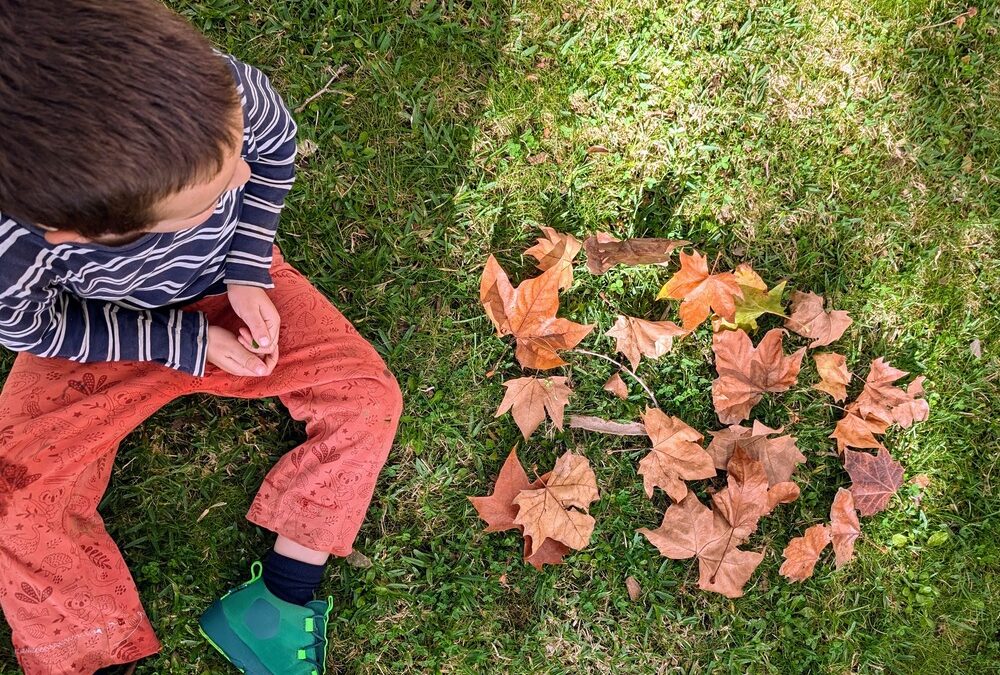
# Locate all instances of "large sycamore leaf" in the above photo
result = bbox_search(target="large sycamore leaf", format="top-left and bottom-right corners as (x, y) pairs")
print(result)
(584, 233), (688, 275)
(657, 251), (743, 331)
(829, 488), (861, 569)
(514, 451), (600, 556)
(479, 255), (595, 369)
(469, 452), (574, 569)
(844, 448), (904, 516)
(605, 315), (687, 370)
(524, 226), (582, 290)
(495, 376), (572, 439)
(638, 493), (764, 599)
(813, 352), (850, 402)
(779, 524), (831, 582)
(468, 448), (531, 532)
(784, 291), (852, 348)
(705, 421), (805, 486)
(638, 408), (716, 502)
(854, 358), (929, 428)
(711, 329), (805, 424)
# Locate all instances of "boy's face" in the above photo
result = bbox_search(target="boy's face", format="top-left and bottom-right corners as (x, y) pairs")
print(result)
(42, 115), (250, 247)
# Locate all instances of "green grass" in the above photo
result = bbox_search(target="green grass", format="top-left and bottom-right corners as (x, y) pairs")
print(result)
(3, 0), (999, 672)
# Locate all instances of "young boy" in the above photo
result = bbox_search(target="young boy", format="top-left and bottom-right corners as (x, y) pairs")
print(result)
(0, 1), (402, 673)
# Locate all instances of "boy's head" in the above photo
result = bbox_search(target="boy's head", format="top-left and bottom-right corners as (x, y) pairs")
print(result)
(0, 0), (251, 245)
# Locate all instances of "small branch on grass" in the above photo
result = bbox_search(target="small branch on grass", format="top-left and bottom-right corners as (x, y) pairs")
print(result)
(569, 415), (647, 437)
(295, 64), (350, 113)
(570, 349), (659, 408)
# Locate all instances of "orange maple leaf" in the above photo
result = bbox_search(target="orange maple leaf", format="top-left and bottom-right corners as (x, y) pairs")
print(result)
(605, 315), (687, 370)
(657, 251), (743, 330)
(495, 376), (572, 439)
(711, 329), (805, 424)
(638, 408), (716, 502)
(468, 448), (532, 532)
(513, 451), (600, 556)
(479, 255), (595, 369)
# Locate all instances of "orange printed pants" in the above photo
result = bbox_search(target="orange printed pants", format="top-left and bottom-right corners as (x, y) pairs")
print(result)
(0, 251), (403, 674)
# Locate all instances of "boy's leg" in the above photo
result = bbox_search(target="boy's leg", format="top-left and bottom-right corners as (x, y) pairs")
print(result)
(195, 253), (403, 558)
(193, 253), (402, 673)
(0, 355), (189, 675)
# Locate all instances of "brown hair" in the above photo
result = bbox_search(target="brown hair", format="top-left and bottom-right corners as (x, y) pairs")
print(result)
(0, 0), (242, 237)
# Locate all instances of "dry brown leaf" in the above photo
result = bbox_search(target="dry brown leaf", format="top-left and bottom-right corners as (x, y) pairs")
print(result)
(585, 233), (689, 275)
(765, 481), (801, 514)
(784, 291), (853, 348)
(697, 538), (765, 599)
(705, 421), (804, 486)
(779, 524), (831, 582)
(625, 576), (641, 601)
(479, 255), (595, 369)
(639, 494), (721, 559)
(830, 412), (886, 454)
(569, 415), (647, 436)
(657, 251), (743, 330)
(514, 451), (600, 556)
(603, 373), (629, 399)
(605, 315), (687, 370)
(711, 329), (805, 424)
(639, 488), (764, 598)
(469, 448), (532, 532)
(638, 408), (716, 501)
(854, 359), (928, 428)
(845, 448), (904, 516)
(524, 226), (582, 290)
(813, 352), (850, 402)
(523, 535), (571, 570)
(829, 488), (860, 569)
(495, 376), (572, 439)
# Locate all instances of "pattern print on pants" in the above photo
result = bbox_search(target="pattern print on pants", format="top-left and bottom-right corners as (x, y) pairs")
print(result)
(0, 249), (403, 674)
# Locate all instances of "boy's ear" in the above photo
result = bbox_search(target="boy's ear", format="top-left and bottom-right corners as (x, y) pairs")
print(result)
(42, 229), (92, 245)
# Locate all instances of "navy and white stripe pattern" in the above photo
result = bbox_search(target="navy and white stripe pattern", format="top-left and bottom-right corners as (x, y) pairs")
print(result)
(0, 55), (297, 376)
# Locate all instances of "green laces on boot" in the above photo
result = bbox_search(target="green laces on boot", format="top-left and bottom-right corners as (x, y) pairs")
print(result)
(199, 561), (333, 675)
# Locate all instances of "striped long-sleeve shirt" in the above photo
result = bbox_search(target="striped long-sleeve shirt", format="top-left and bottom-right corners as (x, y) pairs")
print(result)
(0, 55), (297, 376)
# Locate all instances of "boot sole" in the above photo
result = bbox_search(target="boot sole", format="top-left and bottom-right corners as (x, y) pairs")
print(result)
(199, 600), (273, 675)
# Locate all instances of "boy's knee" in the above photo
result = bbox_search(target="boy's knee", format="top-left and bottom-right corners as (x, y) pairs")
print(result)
(372, 367), (403, 422)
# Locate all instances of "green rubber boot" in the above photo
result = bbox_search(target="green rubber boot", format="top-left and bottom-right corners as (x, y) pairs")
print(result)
(199, 562), (332, 675)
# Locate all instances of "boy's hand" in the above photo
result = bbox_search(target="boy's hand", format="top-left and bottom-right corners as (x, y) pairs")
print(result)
(206, 325), (279, 377)
(227, 284), (281, 355)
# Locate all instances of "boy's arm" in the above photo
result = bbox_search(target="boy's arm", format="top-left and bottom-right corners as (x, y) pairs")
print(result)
(223, 60), (297, 288)
(0, 288), (209, 375)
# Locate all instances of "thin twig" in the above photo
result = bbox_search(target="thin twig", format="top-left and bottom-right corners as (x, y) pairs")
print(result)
(294, 64), (350, 113)
(570, 348), (659, 408)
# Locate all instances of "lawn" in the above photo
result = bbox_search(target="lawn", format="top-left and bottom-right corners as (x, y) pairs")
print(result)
(2, 0), (999, 672)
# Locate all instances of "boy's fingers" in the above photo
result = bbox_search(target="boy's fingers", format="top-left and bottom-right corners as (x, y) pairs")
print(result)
(239, 309), (271, 348)
(259, 302), (281, 347)
(239, 327), (274, 354)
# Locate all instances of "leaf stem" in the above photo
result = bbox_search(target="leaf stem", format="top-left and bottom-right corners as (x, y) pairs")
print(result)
(570, 349), (660, 408)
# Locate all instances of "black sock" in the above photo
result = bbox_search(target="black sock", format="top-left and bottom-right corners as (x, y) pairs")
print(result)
(261, 550), (326, 606)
